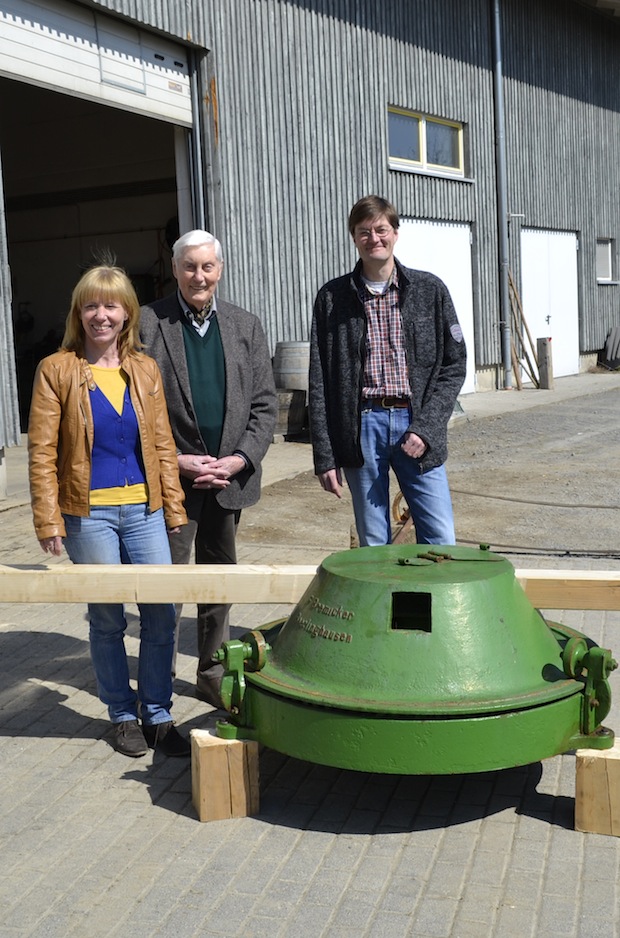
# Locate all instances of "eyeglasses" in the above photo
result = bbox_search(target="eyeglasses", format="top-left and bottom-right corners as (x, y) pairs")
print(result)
(356, 226), (393, 241)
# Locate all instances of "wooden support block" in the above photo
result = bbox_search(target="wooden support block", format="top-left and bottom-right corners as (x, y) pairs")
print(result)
(575, 741), (620, 836)
(191, 728), (259, 822)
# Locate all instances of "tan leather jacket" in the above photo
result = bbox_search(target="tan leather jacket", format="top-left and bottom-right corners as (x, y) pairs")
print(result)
(28, 349), (187, 541)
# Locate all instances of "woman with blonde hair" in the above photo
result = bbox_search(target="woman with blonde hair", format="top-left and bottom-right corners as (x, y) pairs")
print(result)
(29, 262), (189, 757)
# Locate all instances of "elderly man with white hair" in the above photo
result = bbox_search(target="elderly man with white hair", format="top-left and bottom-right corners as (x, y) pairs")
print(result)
(141, 230), (277, 709)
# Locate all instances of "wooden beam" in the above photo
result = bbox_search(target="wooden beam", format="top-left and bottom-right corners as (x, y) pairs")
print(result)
(0, 564), (619, 610)
(0, 563), (317, 604)
(516, 569), (620, 611)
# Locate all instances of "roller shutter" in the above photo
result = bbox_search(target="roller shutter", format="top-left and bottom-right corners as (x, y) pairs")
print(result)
(0, 0), (192, 126)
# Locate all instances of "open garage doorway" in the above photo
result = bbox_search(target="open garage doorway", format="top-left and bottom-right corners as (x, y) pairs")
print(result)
(0, 78), (186, 425)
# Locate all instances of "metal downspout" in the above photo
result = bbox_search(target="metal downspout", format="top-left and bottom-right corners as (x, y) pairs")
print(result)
(189, 50), (206, 230)
(492, 0), (513, 389)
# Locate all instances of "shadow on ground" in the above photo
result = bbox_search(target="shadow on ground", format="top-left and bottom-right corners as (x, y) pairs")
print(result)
(0, 624), (575, 835)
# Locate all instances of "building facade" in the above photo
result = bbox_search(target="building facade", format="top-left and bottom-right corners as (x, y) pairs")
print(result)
(1, 0), (619, 441)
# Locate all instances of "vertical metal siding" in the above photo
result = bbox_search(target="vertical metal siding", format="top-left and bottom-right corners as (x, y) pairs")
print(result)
(87, 0), (495, 352)
(84, 0), (209, 47)
(85, 0), (620, 364)
(503, 0), (620, 354)
(203, 0), (501, 362)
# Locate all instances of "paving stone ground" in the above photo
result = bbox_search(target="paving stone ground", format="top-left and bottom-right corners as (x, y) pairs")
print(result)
(1, 373), (620, 938)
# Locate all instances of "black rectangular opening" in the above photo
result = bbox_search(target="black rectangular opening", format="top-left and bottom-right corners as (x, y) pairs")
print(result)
(391, 592), (432, 632)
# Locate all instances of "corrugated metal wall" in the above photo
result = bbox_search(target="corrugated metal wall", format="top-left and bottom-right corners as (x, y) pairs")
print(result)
(86, 0), (620, 365)
(82, 0), (209, 47)
(502, 0), (620, 354)
(201, 0), (503, 361)
(89, 0), (501, 361)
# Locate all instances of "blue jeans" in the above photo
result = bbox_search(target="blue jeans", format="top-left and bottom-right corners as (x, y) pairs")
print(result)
(63, 505), (176, 726)
(344, 403), (456, 547)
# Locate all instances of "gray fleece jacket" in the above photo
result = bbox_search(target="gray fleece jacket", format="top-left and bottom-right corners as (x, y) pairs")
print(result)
(309, 258), (467, 475)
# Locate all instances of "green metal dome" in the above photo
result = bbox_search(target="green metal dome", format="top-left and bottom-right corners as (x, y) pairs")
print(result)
(215, 545), (616, 774)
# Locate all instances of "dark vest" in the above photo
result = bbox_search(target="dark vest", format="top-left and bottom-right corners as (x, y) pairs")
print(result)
(182, 316), (226, 455)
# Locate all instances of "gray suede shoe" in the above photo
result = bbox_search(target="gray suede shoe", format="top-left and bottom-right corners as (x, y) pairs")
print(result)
(112, 720), (148, 757)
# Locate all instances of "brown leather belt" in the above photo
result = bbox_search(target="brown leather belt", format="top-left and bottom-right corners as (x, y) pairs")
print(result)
(362, 396), (411, 409)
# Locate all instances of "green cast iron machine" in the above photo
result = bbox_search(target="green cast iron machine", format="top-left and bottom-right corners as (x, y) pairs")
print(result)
(213, 545), (616, 774)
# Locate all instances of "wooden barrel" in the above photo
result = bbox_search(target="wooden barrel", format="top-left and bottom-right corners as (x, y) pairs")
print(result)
(275, 389), (307, 436)
(273, 341), (310, 391)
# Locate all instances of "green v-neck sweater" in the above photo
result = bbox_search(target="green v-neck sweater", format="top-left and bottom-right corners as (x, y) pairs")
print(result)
(182, 317), (225, 456)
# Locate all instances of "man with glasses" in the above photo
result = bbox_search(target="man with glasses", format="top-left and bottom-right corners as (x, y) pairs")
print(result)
(309, 195), (466, 546)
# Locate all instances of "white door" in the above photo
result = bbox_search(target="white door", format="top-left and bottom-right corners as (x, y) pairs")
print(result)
(520, 229), (580, 378)
(395, 219), (476, 395)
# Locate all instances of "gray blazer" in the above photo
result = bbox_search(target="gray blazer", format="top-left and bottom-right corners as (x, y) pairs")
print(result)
(140, 292), (277, 510)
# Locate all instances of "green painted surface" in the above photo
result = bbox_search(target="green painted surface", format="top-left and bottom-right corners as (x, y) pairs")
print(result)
(216, 544), (616, 774)
(238, 686), (612, 775)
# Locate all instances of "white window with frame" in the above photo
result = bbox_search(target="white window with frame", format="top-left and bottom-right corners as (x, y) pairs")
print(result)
(596, 238), (616, 283)
(388, 106), (464, 177)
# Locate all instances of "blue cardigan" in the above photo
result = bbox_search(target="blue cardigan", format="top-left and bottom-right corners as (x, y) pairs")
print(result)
(90, 385), (146, 490)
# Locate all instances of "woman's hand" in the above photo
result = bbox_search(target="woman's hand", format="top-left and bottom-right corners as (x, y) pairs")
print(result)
(39, 536), (63, 556)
